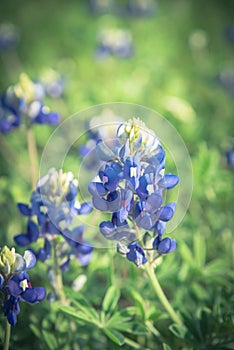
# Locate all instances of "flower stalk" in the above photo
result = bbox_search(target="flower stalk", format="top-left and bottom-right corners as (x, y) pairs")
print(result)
(3, 318), (11, 350)
(26, 126), (39, 189)
(144, 262), (184, 328)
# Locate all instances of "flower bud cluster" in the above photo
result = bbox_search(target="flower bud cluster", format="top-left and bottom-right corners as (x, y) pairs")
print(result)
(0, 73), (60, 133)
(0, 246), (46, 326)
(14, 168), (93, 270)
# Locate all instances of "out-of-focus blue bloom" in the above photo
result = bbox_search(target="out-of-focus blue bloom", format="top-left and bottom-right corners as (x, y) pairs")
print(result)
(0, 92), (21, 133)
(0, 22), (20, 51)
(88, 117), (179, 266)
(216, 69), (234, 98)
(37, 68), (65, 99)
(225, 141), (234, 168)
(14, 168), (93, 269)
(0, 246), (46, 326)
(0, 73), (61, 133)
(126, 242), (147, 266)
(95, 29), (133, 59)
(126, 0), (157, 17)
(224, 25), (234, 46)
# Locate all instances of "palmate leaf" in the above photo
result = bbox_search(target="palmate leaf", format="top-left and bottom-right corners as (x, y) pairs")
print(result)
(59, 305), (99, 327)
(102, 285), (120, 315)
(64, 286), (99, 320)
(103, 328), (125, 346)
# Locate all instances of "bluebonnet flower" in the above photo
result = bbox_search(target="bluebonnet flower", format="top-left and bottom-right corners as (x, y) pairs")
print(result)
(95, 29), (133, 59)
(216, 68), (234, 98)
(88, 117), (179, 266)
(0, 73), (60, 133)
(0, 246), (46, 326)
(0, 22), (20, 51)
(14, 168), (93, 270)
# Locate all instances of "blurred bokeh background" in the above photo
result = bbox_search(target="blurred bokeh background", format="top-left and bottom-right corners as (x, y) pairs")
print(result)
(0, 0), (234, 349)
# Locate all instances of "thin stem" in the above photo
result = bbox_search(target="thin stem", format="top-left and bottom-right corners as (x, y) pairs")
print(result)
(52, 239), (66, 303)
(26, 126), (39, 189)
(3, 318), (11, 350)
(144, 263), (184, 328)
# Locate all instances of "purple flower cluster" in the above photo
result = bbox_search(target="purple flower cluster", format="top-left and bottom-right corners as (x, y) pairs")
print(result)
(14, 168), (93, 270)
(0, 247), (46, 327)
(88, 118), (179, 266)
(0, 73), (60, 133)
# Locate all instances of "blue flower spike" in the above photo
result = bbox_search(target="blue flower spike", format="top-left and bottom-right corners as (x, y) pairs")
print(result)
(87, 117), (179, 266)
(0, 246), (46, 327)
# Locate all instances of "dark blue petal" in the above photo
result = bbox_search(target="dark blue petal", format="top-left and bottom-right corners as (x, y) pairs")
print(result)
(158, 174), (180, 189)
(8, 279), (21, 298)
(27, 220), (39, 242)
(159, 203), (176, 222)
(21, 286), (46, 303)
(17, 203), (31, 216)
(99, 221), (116, 239)
(153, 220), (166, 236)
(14, 234), (31, 246)
(152, 236), (160, 249)
(157, 237), (177, 254)
(126, 242), (147, 266)
(66, 182), (78, 201)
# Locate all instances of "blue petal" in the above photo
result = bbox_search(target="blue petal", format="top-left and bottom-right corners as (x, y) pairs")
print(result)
(93, 197), (108, 211)
(88, 182), (107, 196)
(126, 242), (147, 266)
(14, 234), (31, 247)
(158, 174), (179, 189)
(157, 238), (177, 254)
(27, 220), (39, 242)
(159, 203), (176, 222)
(21, 287), (46, 303)
(17, 203), (31, 216)
(8, 279), (22, 297)
(145, 193), (162, 214)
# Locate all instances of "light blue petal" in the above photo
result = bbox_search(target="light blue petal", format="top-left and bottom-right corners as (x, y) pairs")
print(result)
(24, 250), (37, 270)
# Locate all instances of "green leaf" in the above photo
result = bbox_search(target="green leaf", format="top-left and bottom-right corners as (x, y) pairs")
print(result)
(193, 231), (206, 268)
(163, 344), (172, 350)
(102, 285), (120, 315)
(130, 289), (146, 319)
(103, 328), (125, 346)
(42, 330), (58, 350)
(59, 306), (99, 326)
(64, 287), (99, 320)
(169, 323), (187, 339)
(112, 321), (149, 335)
(29, 324), (41, 339)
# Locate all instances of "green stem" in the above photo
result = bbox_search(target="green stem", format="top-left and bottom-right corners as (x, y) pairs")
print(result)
(26, 126), (39, 189)
(3, 319), (11, 350)
(52, 239), (66, 303)
(144, 263), (183, 327)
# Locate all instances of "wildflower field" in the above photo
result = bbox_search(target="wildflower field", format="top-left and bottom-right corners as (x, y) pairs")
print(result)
(0, 0), (234, 349)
